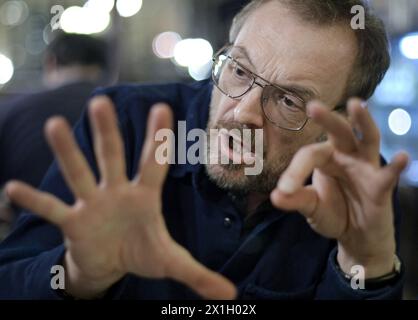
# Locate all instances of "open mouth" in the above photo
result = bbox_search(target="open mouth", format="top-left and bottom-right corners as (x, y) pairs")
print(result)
(218, 130), (256, 164)
(228, 135), (235, 150)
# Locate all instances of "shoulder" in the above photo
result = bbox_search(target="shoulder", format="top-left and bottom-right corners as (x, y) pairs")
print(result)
(0, 93), (42, 135)
(90, 80), (213, 124)
(0, 83), (95, 121)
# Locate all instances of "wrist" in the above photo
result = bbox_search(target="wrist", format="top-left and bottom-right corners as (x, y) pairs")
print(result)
(334, 251), (402, 290)
(63, 251), (124, 299)
(337, 244), (395, 279)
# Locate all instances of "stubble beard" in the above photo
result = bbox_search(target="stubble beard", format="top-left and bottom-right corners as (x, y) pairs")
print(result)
(204, 98), (293, 195)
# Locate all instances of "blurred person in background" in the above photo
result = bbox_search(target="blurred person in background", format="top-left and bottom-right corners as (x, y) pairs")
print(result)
(0, 0), (410, 300)
(0, 33), (109, 235)
(0, 33), (109, 189)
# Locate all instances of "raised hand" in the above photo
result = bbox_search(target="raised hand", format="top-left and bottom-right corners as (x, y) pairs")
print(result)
(6, 96), (236, 299)
(271, 98), (409, 278)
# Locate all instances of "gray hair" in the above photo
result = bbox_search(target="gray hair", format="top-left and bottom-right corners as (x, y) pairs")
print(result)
(229, 0), (390, 104)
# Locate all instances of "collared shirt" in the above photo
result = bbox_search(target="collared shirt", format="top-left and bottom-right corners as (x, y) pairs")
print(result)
(0, 80), (404, 299)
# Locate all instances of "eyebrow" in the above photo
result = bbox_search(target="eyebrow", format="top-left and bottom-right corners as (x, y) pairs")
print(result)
(276, 84), (317, 101)
(232, 45), (318, 101)
(232, 45), (257, 69)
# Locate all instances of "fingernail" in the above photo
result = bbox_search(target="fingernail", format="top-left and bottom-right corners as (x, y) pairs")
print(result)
(3, 182), (15, 198)
(278, 177), (297, 194)
(360, 101), (368, 109)
(91, 95), (111, 107)
(306, 101), (318, 118)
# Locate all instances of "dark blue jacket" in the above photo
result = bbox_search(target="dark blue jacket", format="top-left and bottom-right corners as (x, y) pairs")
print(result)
(0, 81), (404, 299)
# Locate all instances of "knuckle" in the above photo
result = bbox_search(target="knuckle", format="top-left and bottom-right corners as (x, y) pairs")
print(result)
(38, 195), (55, 216)
(69, 166), (86, 182)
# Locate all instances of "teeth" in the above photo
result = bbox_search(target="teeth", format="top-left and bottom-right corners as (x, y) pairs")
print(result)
(228, 134), (254, 154)
(230, 136), (243, 154)
(230, 133), (242, 145)
(228, 134), (242, 146)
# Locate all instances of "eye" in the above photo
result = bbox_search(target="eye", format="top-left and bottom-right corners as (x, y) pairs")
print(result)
(284, 96), (295, 107)
(280, 95), (303, 111)
(228, 60), (249, 80)
(233, 65), (247, 78)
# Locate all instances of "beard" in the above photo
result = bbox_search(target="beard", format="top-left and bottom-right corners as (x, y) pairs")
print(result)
(204, 117), (293, 195)
(204, 89), (326, 195)
(205, 154), (291, 194)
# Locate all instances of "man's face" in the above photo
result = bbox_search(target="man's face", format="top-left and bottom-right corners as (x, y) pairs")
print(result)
(206, 1), (358, 194)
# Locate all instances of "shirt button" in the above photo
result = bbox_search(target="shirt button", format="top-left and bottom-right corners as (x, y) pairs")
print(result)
(224, 217), (232, 228)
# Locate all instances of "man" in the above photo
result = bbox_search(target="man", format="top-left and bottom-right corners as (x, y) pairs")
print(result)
(0, 0), (409, 299)
(0, 33), (109, 189)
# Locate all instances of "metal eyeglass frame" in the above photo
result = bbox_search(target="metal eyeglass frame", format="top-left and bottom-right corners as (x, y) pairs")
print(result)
(211, 45), (311, 131)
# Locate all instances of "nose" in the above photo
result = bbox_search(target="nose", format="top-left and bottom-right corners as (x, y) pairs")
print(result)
(233, 86), (264, 128)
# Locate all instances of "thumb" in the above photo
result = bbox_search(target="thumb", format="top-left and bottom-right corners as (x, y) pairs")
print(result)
(166, 243), (237, 300)
(270, 185), (319, 218)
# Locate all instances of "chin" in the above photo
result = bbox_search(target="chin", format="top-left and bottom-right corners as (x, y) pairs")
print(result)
(204, 162), (279, 195)
(205, 163), (249, 191)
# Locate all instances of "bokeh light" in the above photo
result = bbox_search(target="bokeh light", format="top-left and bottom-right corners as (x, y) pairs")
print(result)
(388, 108), (412, 136)
(0, 53), (14, 85)
(0, 0), (29, 27)
(84, 0), (115, 13)
(173, 38), (213, 68)
(152, 31), (181, 59)
(116, 0), (143, 18)
(400, 33), (418, 60)
(188, 61), (212, 81)
(60, 6), (111, 35)
(25, 30), (46, 55)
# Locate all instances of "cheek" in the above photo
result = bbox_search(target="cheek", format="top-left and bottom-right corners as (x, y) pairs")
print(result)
(264, 125), (322, 161)
(265, 127), (294, 159)
(210, 90), (236, 124)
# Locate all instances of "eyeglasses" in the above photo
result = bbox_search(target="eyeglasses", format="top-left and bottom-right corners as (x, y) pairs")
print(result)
(212, 45), (310, 131)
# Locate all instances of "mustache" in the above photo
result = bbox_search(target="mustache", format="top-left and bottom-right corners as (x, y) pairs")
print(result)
(209, 120), (266, 154)
(212, 120), (250, 131)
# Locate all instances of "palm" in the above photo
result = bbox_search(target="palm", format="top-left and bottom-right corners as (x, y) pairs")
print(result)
(6, 97), (236, 299)
(60, 186), (166, 280)
(309, 151), (391, 240)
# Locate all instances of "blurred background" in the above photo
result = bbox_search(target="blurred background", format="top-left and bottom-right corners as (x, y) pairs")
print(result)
(0, 0), (416, 299)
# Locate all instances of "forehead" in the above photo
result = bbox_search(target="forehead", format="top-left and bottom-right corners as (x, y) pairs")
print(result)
(234, 1), (358, 104)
